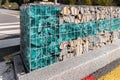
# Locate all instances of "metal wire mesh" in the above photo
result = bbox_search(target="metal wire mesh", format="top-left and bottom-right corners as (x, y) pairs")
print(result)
(20, 4), (120, 72)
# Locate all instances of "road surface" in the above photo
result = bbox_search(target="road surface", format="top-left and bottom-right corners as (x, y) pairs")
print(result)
(0, 9), (20, 61)
(0, 9), (19, 23)
(0, 9), (20, 40)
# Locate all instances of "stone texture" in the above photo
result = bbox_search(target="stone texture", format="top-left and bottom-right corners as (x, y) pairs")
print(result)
(61, 7), (70, 15)
(60, 6), (120, 23)
(70, 7), (79, 16)
(19, 39), (120, 80)
(21, 4), (120, 72)
(63, 15), (75, 23)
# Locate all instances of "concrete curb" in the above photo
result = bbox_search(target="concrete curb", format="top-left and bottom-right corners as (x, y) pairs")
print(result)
(19, 39), (120, 80)
(0, 38), (20, 48)
(13, 53), (25, 80)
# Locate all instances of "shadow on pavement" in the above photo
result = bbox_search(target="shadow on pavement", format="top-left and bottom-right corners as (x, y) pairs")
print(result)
(0, 46), (20, 61)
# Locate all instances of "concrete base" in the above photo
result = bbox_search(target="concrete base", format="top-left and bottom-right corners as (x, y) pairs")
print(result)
(18, 39), (120, 80)
(13, 53), (25, 80)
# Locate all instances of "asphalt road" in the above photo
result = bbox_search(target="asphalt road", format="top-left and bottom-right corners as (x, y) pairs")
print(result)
(0, 9), (20, 39)
(0, 9), (19, 23)
(93, 58), (120, 79)
(0, 9), (20, 61)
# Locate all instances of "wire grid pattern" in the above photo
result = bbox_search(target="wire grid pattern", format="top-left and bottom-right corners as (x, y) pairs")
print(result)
(20, 4), (120, 72)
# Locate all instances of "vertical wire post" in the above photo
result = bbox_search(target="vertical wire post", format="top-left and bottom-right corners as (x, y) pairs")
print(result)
(55, 0), (57, 4)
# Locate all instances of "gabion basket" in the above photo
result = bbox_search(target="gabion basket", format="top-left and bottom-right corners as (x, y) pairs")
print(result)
(20, 4), (120, 72)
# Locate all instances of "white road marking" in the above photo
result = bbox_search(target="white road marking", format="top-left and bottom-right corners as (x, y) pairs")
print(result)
(0, 22), (19, 26)
(0, 29), (20, 35)
(0, 25), (19, 30)
(0, 23), (20, 48)
(0, 23), (20, 36)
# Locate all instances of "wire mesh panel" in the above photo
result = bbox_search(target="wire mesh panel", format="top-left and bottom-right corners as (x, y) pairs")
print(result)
(20, 4), (120, 72)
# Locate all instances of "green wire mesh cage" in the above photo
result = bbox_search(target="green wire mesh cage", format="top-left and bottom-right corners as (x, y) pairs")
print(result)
(20, 4), (120, 72)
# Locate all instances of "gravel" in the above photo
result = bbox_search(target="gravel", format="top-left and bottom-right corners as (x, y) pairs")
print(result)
(0, 61), (15, 80)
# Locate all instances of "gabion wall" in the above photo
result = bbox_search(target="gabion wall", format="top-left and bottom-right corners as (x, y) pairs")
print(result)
(20, 4), (120, 72)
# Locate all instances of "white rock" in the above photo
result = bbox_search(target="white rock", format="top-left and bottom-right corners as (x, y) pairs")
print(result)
(81, 14), (86, 22)
(96, 13), (100, 20)
(60, 42), (68, 49)
(75, 19), (80, 24)
(86, 14), (91, 22)
(100, 14), (105, 20)
(89, 7), (95, 12)
(64, 15), (75, 23)
(82, 37), (89, 53)
(70, 7), (79, 15)
(75, 38), (83, 56)
(80, 7), (84, 14)
(77, 14), (82, 20)
(61, 7), (70, 15)
(59, 48), (68, 61)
